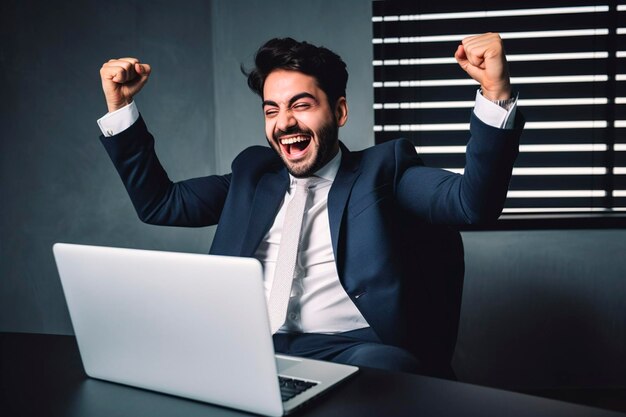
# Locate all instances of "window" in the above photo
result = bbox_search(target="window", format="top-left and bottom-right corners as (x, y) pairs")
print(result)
(373, 0), (626, 220)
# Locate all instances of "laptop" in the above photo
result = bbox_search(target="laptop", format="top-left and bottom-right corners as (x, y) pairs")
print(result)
(52, 243), (358, 416)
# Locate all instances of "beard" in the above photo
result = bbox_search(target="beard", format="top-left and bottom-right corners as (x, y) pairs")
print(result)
(269, 119), (339, 178)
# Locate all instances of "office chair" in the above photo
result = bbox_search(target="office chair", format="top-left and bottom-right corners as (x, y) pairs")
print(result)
(399, 219), (465, 380)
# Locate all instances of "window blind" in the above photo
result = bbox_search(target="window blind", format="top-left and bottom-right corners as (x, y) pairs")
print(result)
(373, 0), (626, 215)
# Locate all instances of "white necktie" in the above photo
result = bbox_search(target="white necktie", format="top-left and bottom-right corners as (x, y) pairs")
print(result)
(268, 178), (311, 334)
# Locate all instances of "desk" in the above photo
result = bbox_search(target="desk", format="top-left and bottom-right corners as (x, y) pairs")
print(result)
(1, 333), (624, 417)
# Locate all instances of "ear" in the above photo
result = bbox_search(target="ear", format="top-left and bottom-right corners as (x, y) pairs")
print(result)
(334, 97), (348, 127)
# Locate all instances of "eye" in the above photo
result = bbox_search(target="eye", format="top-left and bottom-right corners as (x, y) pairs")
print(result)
(264, 108), (278, 117)
(293, 102), (312, 110)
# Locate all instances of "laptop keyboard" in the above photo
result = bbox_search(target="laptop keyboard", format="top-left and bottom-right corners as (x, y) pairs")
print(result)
(278, 376), (318, 402)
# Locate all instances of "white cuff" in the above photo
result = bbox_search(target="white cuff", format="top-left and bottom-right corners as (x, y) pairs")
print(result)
(97, 101), (139, 137)
(473, 90), (518, 130)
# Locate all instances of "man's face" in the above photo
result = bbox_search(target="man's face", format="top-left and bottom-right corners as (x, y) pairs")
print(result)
(262, 69), (347, 177)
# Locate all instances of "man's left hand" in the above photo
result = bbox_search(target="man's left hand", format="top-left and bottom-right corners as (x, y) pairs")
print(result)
(454, 33), (511, 101)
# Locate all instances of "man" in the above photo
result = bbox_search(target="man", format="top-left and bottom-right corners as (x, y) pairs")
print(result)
(98, 34), (523, 375)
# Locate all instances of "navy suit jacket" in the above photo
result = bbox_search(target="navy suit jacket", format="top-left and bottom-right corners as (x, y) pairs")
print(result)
(101, 111), (523, 359)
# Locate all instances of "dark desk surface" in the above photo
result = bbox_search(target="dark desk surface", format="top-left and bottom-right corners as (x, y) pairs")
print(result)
(1, 332), (624, 417)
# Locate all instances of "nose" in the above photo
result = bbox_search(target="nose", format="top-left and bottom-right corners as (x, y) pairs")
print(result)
(276, 109), (297, 132)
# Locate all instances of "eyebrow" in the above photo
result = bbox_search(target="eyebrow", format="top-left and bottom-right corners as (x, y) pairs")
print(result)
(262, 92), (318, 108)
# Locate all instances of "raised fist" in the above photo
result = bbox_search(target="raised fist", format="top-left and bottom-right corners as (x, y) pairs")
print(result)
(100, 58), (151, 113)
(454, 33), (511, 101)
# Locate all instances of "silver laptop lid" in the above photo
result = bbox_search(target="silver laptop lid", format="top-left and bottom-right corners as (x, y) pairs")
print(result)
(53, 243), (284, 417)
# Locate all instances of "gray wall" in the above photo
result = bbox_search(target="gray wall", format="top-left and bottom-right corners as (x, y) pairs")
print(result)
(0, 0), (374, 335)
(2, 0), (216, 335)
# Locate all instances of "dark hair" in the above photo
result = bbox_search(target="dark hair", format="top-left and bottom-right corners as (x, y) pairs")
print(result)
(243, 38), (348, 106)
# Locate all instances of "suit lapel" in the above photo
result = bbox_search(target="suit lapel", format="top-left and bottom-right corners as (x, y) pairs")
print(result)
(240, 168), (289, 256)
(328, 144), (360, 262)
(239, 143), (360, 259)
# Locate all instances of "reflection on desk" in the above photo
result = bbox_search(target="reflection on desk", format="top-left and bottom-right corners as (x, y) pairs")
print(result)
(1, 333), (624, 417)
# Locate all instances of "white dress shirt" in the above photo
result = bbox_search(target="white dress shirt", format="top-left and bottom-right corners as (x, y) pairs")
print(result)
(253, 150), (372, 333)
(98, 91), (518, 334)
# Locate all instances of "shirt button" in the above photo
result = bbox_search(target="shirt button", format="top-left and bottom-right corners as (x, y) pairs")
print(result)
(288, 312), (298, 320)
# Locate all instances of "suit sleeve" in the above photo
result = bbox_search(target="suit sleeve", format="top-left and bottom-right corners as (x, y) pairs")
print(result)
(395, 111), (524, 225)
(100, 115), (230, 227)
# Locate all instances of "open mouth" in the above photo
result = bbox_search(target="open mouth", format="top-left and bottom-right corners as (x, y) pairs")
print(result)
(280, 135), (312, 159)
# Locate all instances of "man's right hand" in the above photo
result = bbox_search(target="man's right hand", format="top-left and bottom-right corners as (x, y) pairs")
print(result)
(100, 58), (151, 113)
